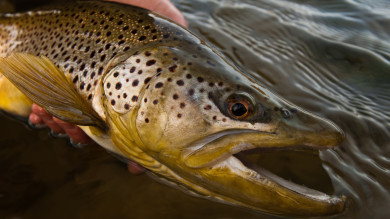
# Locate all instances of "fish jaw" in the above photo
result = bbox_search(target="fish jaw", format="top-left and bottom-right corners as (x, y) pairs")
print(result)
(174, 104), (345, 216)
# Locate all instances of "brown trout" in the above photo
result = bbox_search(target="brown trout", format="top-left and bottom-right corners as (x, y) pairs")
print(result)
(0, 1), (346, 216)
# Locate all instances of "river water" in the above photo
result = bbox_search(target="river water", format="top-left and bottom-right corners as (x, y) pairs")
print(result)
(0, 0), (389, 218)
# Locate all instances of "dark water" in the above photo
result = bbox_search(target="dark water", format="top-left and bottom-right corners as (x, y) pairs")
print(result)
(1, 0), (389, 218)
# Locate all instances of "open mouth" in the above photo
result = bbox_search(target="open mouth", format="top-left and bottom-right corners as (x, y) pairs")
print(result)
(183, 128), (345, 203)
(231, 147), (336, 201)
(182, 129), (345, 215)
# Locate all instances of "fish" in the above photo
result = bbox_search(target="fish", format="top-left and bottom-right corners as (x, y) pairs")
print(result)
(0, 1), (346, 216)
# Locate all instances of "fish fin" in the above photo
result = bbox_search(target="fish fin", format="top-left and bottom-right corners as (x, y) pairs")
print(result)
(0, 53), (105, 128)
(0, 73), (32, 117)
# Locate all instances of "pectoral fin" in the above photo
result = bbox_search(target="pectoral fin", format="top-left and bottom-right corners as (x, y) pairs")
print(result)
(0, 53), (105, 128)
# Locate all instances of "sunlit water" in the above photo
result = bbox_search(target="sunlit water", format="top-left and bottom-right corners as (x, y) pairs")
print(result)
(0, 0), (389, 218)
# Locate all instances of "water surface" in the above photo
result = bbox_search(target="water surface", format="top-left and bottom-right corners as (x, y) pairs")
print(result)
(1, 0), (389, 218)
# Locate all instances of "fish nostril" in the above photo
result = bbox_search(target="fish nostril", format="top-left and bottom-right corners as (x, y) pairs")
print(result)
(280, 108), (291, 119)
(290, 108), (297, 114)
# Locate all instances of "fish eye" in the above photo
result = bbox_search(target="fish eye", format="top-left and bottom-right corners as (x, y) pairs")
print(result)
(227, 96), (253, 120)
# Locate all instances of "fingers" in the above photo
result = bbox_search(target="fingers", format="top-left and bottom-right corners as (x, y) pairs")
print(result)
(127, 160), (146, 174)
(30, 104), (92, 144)
(153, 0), (188, 28)
(52, 117), (93, 144)
(107, 0), (188, 27)
(30, 105), (145, 175)
(29, 111), (44, 125)
(31, 104), (65, 134)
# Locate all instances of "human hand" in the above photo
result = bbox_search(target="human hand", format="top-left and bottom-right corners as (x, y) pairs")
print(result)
(107, 0), (188, 27)
(28, 0), (188, 174)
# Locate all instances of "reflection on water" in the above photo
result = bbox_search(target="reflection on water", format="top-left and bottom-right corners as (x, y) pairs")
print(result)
(1, 0), (389, 218)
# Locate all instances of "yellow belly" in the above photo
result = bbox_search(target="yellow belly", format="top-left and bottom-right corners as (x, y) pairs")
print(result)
(0, 73), (32, 117)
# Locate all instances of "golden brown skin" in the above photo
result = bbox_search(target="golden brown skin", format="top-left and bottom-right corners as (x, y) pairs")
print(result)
(0, 1), (346, 216)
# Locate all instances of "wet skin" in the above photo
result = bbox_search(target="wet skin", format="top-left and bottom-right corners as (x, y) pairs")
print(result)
(28, 0), (188, 175)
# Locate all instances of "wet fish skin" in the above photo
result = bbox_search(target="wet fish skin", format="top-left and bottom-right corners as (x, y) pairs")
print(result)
(0, 1), (345, 216)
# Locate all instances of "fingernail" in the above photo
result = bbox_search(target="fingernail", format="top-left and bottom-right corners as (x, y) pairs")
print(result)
(28, 119), (47, 129)
(69, 139), (88, 149)
(49, 130), (68, 138)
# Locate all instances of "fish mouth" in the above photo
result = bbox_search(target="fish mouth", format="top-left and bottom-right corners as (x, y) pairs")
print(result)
(232, 146), (336, 201)
(182, 125), (346, 216)
(186, 130), (340, 200)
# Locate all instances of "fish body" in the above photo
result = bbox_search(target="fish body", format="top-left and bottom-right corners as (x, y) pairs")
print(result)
(0, 1), (345, 216)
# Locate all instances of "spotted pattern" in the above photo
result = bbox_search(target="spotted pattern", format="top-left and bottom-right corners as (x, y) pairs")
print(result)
(104, 50), (168, 113)
(0, 1), (255, 130)
(0, 1), (191, 103)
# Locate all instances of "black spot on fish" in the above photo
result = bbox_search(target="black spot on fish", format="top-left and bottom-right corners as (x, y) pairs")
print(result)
(180, 103), (185, 109)
(204, 105), (212, 110)
(139, 36), (146, 41)
(197, 77), (204, 83)
(169, 65), (177, 72)
(124, 104), (130, 110)
(72, 75), (79, 83)
(115, 83), (122, 90)
(186, 74), (192, 79)
(130, 66), (136, 73)
(155, 82), (163, 88)
(132, 95), (138, 102)
(98, 67), (104, 75)
(173, 94), (179, 100)
(153, 100), (158, 105)
(111, 100), (116, 105)
(79, 63), (85, 71)
(188, 89), (194, 96)
(146, 60), (156, 66)
(106, 82), (111, 88)
(177, 113), (182, 118)
(144, 77), (151, 84)
(145, 118), (149, 123)
(176, 80), (184, 86)
(132, 79), (139, 87)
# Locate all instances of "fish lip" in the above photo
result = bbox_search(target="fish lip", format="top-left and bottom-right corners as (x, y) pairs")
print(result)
(183, 129), (344, 203)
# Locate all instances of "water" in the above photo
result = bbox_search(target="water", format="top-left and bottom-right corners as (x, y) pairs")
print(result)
(1, 0), (389, 218)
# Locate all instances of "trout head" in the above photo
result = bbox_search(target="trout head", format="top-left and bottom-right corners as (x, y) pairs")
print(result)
(101, 44), (345, 216)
